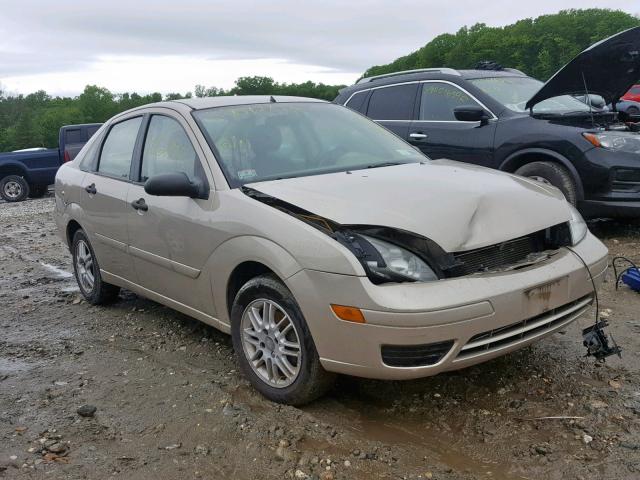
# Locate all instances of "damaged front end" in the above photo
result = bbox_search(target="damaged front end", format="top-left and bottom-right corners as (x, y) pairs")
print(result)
(243, 187), (574, 285)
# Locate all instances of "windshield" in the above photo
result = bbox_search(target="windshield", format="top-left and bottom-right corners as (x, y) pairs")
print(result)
(192, 102), (426, 187)
(470, 76), (591, 114)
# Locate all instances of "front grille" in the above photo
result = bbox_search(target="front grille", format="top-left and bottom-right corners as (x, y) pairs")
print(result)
(381, 340), (454, 367)
(453, 236), (538, 275)
(456, 294), (593, 360)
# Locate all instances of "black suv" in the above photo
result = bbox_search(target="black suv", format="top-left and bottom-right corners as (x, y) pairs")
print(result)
(335, 27), (640, 218)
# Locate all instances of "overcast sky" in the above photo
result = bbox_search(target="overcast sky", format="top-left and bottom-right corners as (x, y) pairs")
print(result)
(0, 0), (637, 96)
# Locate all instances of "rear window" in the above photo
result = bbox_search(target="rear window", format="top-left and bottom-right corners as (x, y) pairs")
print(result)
(65, 129), (84, 144)
(87, 125), (100, 138)
(366, 84), (417, 120)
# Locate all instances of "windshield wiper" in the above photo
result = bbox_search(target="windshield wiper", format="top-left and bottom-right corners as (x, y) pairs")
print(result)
(365, 161), (406, 169)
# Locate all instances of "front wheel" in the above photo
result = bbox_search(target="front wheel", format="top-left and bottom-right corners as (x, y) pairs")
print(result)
(231, 274), (335, 405)
(71, 230), (120, 305)
(0, 175), (29, 202)
(514, 161), (577, 205)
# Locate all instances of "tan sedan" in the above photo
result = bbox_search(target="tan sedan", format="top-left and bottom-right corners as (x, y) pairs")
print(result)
(55, 96), (608, 405)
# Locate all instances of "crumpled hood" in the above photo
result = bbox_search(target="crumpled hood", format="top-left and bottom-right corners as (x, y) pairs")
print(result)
(526, 26), (640, 109)
(246, 160), (571, 252)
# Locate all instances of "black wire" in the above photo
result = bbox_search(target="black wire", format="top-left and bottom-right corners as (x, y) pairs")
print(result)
(611, 256), (638, 291)
(564, 246), (599, 325)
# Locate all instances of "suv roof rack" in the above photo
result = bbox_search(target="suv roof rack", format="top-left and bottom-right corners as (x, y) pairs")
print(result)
(356, 67), (461, 84)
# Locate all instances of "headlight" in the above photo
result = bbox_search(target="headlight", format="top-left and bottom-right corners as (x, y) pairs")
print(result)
(583, 132), (640, 154)
(359, 234), (438, 283)
(568, 204), (587, 245)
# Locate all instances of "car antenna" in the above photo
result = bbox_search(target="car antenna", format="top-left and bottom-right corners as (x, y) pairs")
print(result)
(581, 70), (596, 128)
(270, 95), (277, 103)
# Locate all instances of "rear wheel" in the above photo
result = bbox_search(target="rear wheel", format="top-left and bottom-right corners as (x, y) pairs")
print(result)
(231, 274), (335, 405)
(514, 161), (577, 205)
(71, 230), (120, 305)
(0, 175), (29, 202)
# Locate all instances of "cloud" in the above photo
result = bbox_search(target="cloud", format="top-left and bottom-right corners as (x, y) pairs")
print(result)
(0, 0), (636, 95)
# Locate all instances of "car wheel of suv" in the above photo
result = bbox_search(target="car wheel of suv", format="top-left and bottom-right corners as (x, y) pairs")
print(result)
(0, 175), (29, 202)
(627, 106), (639, 115)
(514, 161), (577, 205)
(71, 230), (120, 305)
(231, 274), (335, 405)
(28, 185), (48, 198)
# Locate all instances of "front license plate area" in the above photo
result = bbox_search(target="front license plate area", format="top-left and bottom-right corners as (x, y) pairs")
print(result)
(523, 277), (569, 318)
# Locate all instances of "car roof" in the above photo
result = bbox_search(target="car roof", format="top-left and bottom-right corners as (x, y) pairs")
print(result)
(343, 68), (528, 93)
(168, 95), (327, 110)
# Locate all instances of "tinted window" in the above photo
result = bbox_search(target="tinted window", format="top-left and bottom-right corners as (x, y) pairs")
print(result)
(98, 117), (142, 179)
(87, 125), (100, 138)
(141, 116), (201, 182)
(420, 83), (481, 121)
(367, 84), (417, 120)
(65, 128), (84, 144)
(345, 91), (368, 113)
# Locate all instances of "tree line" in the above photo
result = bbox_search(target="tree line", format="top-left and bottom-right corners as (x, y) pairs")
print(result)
(0, 78), (344, 151)
(1, 8), (638, 152)
(363, 9), (640, 80)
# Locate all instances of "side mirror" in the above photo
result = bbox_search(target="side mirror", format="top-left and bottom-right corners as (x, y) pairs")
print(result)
(454, 105), (490, 125)
(144, 172), (208, 199)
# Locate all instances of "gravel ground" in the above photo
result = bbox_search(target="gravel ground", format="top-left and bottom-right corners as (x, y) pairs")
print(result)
(1, 195), (640, 480)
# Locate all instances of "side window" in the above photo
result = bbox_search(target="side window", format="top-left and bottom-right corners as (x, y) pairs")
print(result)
(86, 125), (100, 138)
(98, 117), (142, 179)
(141, 116), (202, 183)
(345, 91), (369, 113)
(420, 83), (481, 121)
(367, 84), (417, 120)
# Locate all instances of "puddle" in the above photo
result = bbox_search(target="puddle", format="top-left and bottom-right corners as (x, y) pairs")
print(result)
(0, 358), (35, 374)
(39, 262), (73, 279)
(61, 285), (80, 293)
(307, 397), (529, 480)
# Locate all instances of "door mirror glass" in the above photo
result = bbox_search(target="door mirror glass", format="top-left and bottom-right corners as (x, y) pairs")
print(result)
(144, 172), (206, 199)
(453, 105), (490, 124)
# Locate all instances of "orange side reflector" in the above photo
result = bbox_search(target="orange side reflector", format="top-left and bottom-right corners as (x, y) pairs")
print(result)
(331, 304), (366, 323)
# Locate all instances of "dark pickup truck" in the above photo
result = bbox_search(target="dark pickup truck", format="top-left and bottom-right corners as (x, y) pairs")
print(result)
(0, 123), (101, 202)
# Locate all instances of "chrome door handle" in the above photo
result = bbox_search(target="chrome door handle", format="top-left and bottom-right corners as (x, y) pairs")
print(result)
(409, 132), (428, 140)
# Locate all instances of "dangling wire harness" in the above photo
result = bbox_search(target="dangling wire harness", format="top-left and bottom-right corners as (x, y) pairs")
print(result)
(564, 247), (622, 362)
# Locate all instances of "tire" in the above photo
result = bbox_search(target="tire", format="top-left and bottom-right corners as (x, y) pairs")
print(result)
(29, 185), (48, 198)
(514, 161), (577, 205)
(0, 175), (29, 202)
(627, 106), (639, 115)
(71, 230), (120, 305)
(231, 274), (335, 405)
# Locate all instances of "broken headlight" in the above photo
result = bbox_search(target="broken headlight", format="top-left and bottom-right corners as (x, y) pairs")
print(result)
(583, 131), (640, 154)
(356, 234), (438, 283)
(568, 204), (587, 245)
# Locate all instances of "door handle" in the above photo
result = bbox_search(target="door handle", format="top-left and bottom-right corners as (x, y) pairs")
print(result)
(409, 132), (428, 140)
(131, 198), (148, 212)
(85, 183), (97, 195)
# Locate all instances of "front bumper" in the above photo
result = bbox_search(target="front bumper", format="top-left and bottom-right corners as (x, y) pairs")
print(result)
(286, 232), (608, 380)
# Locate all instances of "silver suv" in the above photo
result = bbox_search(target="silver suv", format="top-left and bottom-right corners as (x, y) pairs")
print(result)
(55, 96), (608, 405)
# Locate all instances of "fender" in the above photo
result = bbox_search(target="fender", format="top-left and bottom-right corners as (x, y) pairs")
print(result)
(204, 235), (304, 327)
(499, 148), (585, 201)
(0, 162), (30, 182)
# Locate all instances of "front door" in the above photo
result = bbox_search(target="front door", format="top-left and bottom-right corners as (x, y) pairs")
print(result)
(80, 116), (142, 280)
(409, 81), (497, 167)
(126, 113), (214, 313)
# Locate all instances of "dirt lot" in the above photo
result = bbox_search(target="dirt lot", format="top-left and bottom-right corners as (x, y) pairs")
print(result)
(1, 196), (639, 480)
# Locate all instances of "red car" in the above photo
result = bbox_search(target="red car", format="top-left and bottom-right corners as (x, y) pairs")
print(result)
(622, 84), (640, 102)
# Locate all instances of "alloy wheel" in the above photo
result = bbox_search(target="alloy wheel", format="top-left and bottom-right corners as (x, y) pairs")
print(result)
(3, 181), (23, 200)
(240, 299), (302, 388)
(75, 239), (95, 293)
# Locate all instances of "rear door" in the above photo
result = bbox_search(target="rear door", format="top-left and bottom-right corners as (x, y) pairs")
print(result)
(365, 83), (419, 140)
(126, 112), (213, 312)
(80, 115), (142, 281)
(409, 81), (497, 166)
